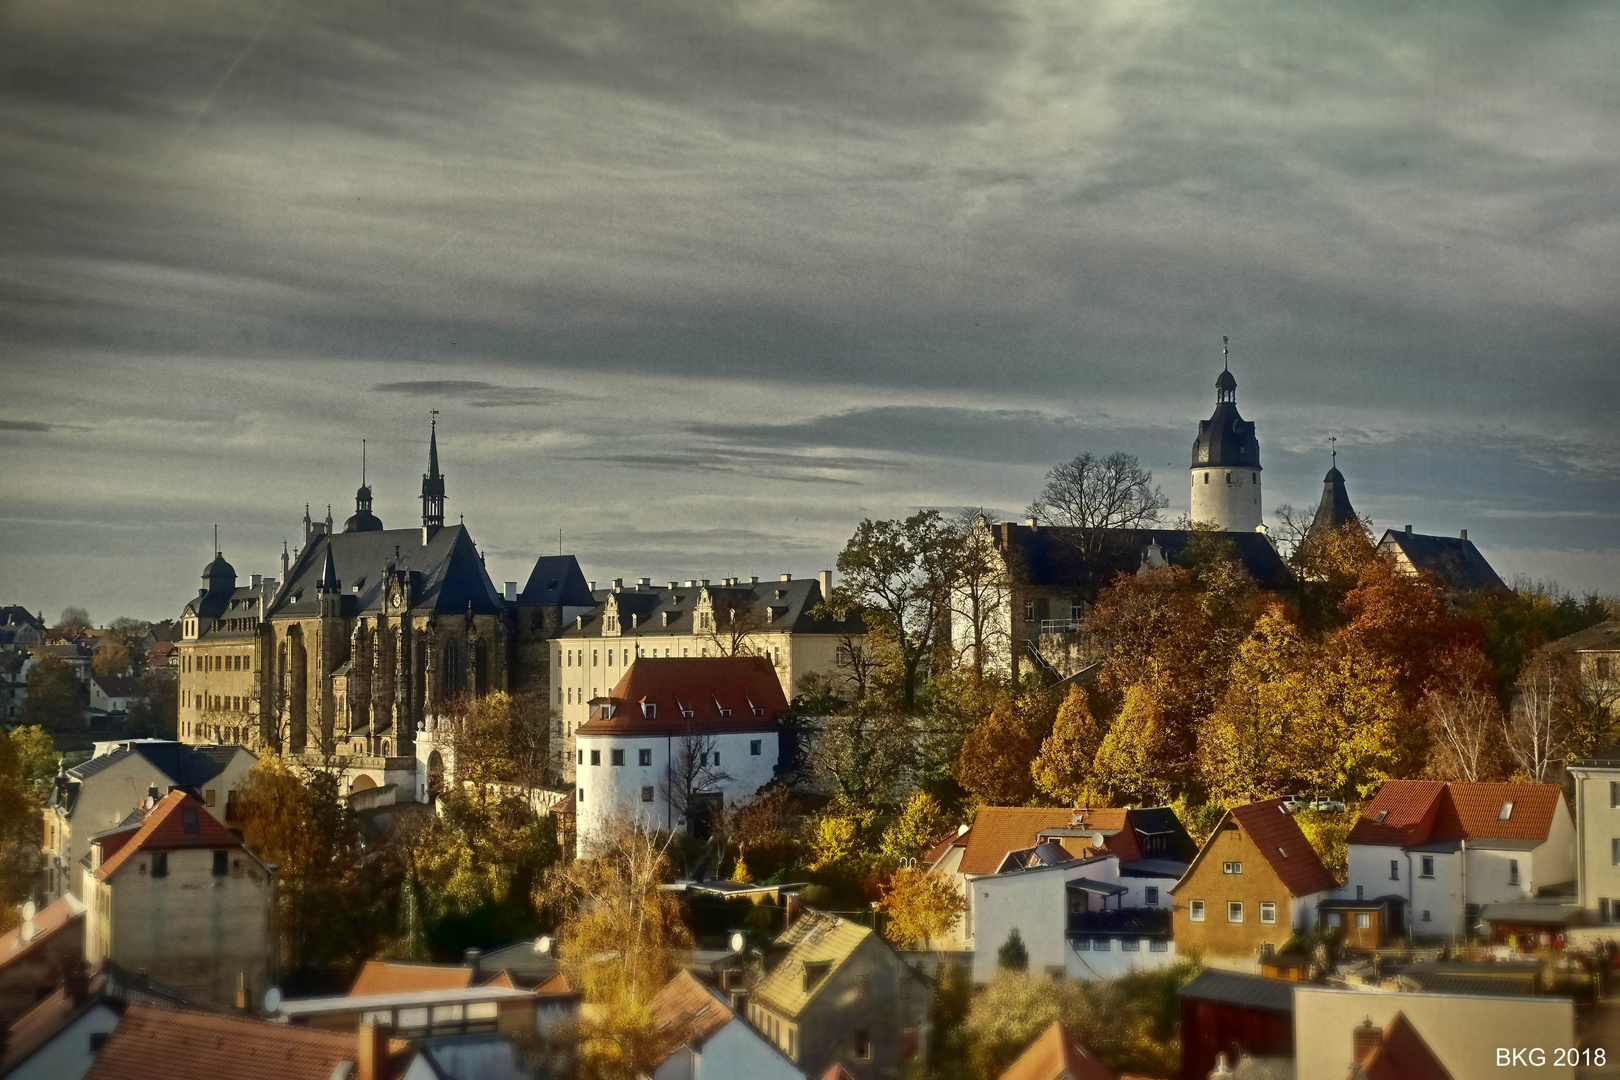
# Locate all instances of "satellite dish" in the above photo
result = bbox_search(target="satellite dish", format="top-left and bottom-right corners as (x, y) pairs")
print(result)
(535, 935), (553, 956)
(729, 932), (745, 954)
(20, 901), (36, 922)
(262, 987), (282, 1013)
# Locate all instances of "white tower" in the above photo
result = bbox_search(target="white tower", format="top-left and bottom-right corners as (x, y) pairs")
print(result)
(1189, 339), (1263, 532)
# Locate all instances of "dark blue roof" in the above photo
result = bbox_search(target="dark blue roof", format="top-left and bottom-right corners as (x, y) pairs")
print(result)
(1001, 523), (1293, 592)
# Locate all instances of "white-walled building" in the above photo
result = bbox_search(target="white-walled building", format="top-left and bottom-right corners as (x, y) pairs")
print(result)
(647, 969), (804, 1080)
(1342, 780), (1574, 939)
(1189, 355), (1263, 533)
(573, 656), (789, 853)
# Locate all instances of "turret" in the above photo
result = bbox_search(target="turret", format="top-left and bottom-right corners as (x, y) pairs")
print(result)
(1189, 337), (1263, 532)
(1307, 442), (1357, 539)
(421, 414), (446, 534)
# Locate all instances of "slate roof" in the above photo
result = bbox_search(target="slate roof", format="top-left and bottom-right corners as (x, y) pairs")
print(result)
(998, 1020), (1117, 1080)
(996, 523), (1293, 593)
(0, 605), (44, 631)
(517, 555), (595, 607)
(270, 523), (503, 619)
(575, 655), (790, 738)
(52, 743), (250, 819)
(0, 892), (84, 971)
(1377, 529), (1506, 593)
(1192, 396), (1261, 470)
(648, 970), (735, 1064)
(95, 790), (246, 880)
(558, 576), (861, 641)
(754, 912), (874, 1019)
(1348, 781), (1562, 848)
(1546, 620), (1620, 656)
(349, 960), (474, 996)
(1353, 1012), (1455, 1080)
(470, 939), (561, 984)
(1177, 969), (1295, 1014)
(1175, 799), (1334, 898)
(91, 674), (142, 699)
(1308, 467), (1358, 538)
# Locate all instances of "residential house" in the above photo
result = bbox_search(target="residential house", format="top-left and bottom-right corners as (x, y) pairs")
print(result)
(1375, 526), (1506, 594)
(350, 960), (475, 996)
(1342, 781), (1574, 939)
(0, 607), (46, 649)
(1293, 985), (1574, 1080)
(0, 894), (85, 1026)
(1340, 1014), (1453, 1080)
(1177, 969), (1295, 1080)
(997, 1021), (1115, 1080)
(748, 911), (931, 1080)
(553, 573), (862, 780)
(646, 969), (804, 1080)
(275, 984), (539, 1037)
(146, 641), (178, 671)
(1170, 799), (1335, 968)
(1546, 621), (1620, 715)
(83, 790), (275, 1009)
(1564, 742), (1620, 937)
(88, 675), (140, 718)
(43, 740), (257, 904)
(0, 960), (218, 1080)
(573, 656), (789, 853)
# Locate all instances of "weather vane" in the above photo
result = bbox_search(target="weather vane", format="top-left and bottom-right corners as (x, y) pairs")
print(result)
(1330, 435), (1337, 465)
(1222, 335), (1229, 370)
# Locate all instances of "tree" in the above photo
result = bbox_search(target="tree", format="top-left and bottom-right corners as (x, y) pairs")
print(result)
(537, 816), (693, 1080)
(55, 607), (90, 636)
(807, 702), (913, 811)
(1290, 518), (1377, 634)
(1031, 685), (1106, 805)
(1092, 682), (1178, 805)
(439, 691), (555, 802)
(659, 727), (733, 838)
(0, 729), (45, 933)
(880, 789), (948, 865)
(996, 928), (1029, 972)
(833, 510), (957, 711)
(806, 812), (862, 873)
(7, 726), (58, 780)
(1028, 451), (1169, 601)
(1504, 654), (1569, 783)
(20, 655), (85, 731)
(956, 699), (1037, 807)
(92, 635), (132, 677)
(878, 866), (965, 950)
(945, 510), (1011, 678)
(1419, 647), (1507, 782)
(1293, 806), (1352, 885)
(1336, 556), (1454, 704)
(126, 671), (180, 740)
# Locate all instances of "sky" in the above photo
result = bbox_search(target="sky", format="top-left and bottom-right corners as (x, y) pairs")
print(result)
(1, 0), (1617, 623)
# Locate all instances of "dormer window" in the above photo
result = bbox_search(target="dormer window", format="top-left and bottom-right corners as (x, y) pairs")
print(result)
(661, 612), (670, 627)
(715, 698), (731, 717)
(641, 702), (656, 719)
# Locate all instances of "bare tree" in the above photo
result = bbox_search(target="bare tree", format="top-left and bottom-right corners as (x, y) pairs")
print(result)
(659, 724), (734, 837)
(946, 510), (1010, 679)
(1028, 451), (1169, 601)
(806, 702), (914, 811)
(1504, 654), (1569, 783)
(1420, 648), (1506, 782)
(700, 594), (772, 661)
(1271, 503), (1314, 561)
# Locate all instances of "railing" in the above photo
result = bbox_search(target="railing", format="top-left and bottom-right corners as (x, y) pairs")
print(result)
(1039, 619), (1080, 634)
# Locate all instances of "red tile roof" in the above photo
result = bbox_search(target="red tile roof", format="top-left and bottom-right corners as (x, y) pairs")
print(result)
(925, 827), (970, 867)
(958, 807), (1152, 875)
(0, 893), (84, 971)
(95, 790), (245, 881)
(575, 656), (789, 738)
(1352, 1012), (1454, 1080)
(1224, 799), (1336, 897)
(1349, 781), (1562, 847)
(648, 970), (734, 1064)
(998, 1021), (1117, 1080)
(81, 1004), (409, 1080)
(821, 1066), (860, 1080)
(349, 960), (474, 996)
(534, 972), (576, 997)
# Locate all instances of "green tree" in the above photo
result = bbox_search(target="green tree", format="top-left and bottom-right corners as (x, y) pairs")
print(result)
(0, 729), (44, 933)
(126, 672), (179, 739)
(996, 928), (1029, 972)
(7, 726), (58, 780)
(1031, 685), (1105, 805)
(807, 702), (913, 812)
(21, 655), (86, 731)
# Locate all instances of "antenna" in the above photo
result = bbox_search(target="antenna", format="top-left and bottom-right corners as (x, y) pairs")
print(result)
(558, 528), (562, 556)
(362, 439), (366, 486)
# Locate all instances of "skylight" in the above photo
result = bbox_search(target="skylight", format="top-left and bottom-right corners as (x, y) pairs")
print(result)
(1373, 811), (1389, 824)
(1499, 802), (1514, 821)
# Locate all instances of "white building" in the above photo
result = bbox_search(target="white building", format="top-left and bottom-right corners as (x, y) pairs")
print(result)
(647, 969), (804, 1080)
(88, 673), (140, 717)
(1342, 780), (1574, 939)
(573, 656), (789, 854)
(1189, 352), (1263, 533)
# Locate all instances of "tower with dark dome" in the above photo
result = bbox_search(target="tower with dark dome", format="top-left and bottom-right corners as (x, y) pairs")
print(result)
(1307, 442), (1357, 539)
(1189, 338), (1263, 532)
(343, 440), (384, 533)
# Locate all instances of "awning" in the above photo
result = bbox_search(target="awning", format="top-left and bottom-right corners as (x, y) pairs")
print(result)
(1066, 877), (1128, 897)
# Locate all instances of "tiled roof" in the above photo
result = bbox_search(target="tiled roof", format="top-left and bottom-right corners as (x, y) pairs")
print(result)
(649, 970), (734, 1063)
(1544, 620), (1620, 655)
(270, 524), (503, 620)
(925, 827), (970, 867)
(960, 808), (1082, 875)
(1355, 1012), (1454, 1080)
(1349, 781), (1562, 847)
(998, 1021), (1117, 1080)
(95, 790), (245, 880)
(0, 892), (85, 970)
(1377, 529), (1506, 593)
(481, 970), (518, 989)
(821, 1066), (860, 1080)
(534, 972), (576, 998)
(1181, 800), (1334, 898)
(349, 960), (474, 996)
(575, 656), (790, 738)
(961, 806), (1191, 876)
(82, 1004), (408, 1080)
(755, 912), (873, 1018)
(91, 674), (143, 698)
(1177, 970), (1295, 1014)
(558, 575), (862, 641)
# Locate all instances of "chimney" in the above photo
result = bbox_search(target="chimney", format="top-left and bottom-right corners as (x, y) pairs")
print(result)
(700, 578), (709, 587)
(1404, 524), (1412, 536)
(356, 1021), (392, 1080)
(235, 971), (248, 1010)
(504, 581), (517, 602)
(667, 581), (678, 590)
(1459, 529), (1468, 541)
(589, 581), (596, 592)
(638, 577), (651, 587)
(684, 580), (697, 588)
(251, 574), (261, 587)
(779, 573), (792, 582)
(1025, 516), (1036, 527)
(818, 570), (833, 598)
(749, 576), (758, 584)
(1352, 1017), (1382, 1066)
(463, 946), (483, 969)
(613, 578), (623, 592)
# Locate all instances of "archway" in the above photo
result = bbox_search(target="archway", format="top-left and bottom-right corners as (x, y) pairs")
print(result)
(350, 774), (378, 795)
(427, 750), (446, 804)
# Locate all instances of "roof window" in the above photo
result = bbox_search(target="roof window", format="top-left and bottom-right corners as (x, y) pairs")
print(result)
(1499, 802), (1514, 821)
(641, 702), (656, 719)
(1373, 811), (1388, 824)
(182, 808), (199, 835)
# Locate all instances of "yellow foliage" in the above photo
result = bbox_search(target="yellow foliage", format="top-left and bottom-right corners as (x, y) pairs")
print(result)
(1032, 685), (1106, 805)
(878, 866), (965, 948)
(807, 814), (860, 872)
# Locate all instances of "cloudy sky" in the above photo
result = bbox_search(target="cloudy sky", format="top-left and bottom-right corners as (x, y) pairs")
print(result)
(2, 0), (1617, 623)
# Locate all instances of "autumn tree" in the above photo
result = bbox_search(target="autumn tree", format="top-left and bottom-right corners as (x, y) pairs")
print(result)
(1028, 451), (1168, 602)
(724, 784), (798, 884)
(833, 510), (957, 711)
(878, 866), (965, 950)
(946, 510), (1011, 678)
(1290, 518), (1377, 634)
(91, 635), (132, 677)
(0, 728), (44, 933)
(7, 726), (58, 780)
(20, 655), (85, 732)
(1419, 647), (1507, 782)
(54, 606), (90, 636)
(1031, 685), (1105, 805)
(125, 671), (179, 740)
(1504, 654), (1569, 783)
(956, 699), (1037, 807)
(1092, 682), (1180, 804)
(700, 595), (772, 659)
(538, 816), (693, 1080)
(807, 702), (913, 811)
(880, 789), (948, 865)
(1336, 556), (1455, 703)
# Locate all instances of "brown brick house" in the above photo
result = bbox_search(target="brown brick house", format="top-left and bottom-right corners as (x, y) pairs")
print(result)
(1170, 799), (1335, 966)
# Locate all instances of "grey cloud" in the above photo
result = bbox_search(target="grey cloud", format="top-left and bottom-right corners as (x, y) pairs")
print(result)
(371, 380), (590, 407)
(0, 419), (55, 432)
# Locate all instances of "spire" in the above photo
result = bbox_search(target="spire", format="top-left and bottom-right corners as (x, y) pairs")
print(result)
(1309, 437), (1357, 537)
(421, 410), (446, 532)
(1215, 336), (1237, 403)
(318, 544), (341, 594)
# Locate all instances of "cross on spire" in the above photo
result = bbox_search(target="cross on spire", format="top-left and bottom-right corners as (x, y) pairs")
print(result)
(1330, 435), (1337, 465)
(1223, 335), (1229, 371)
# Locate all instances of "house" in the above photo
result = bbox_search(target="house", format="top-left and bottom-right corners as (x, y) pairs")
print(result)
(1170, 799), (1335, 968)
(0, 607), (46, 649)
(935, 806), (1195, 950)
(998, 1021), (1115, 1080)
(146, 641), (178, 670)
(43, 740), (257, 904)
(350, 960), (476, 996)
(1177, 969), (1294, 1080)
(553, 573), (863, 780)
(1375, 526), (1506, 594)
(81, 1004), (416, 1080)
(275, 984), (539, 1037)
(573, 656), (790, 853)
(1292, 985), (1575, 1080)
(748, 911), (931, 1080)
(0, 960), (218, 1080)
(0, 894), (85, 1026)
(1342, 781), (1574, 939)
(83, 790), (274, 1009)
(88, 675), (140, 718)
(1562, 740), (1620, 937)
(646, 969), (804, 1080)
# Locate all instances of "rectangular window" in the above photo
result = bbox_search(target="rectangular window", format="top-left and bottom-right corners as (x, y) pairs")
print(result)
(1611, 781), (1620, 808)
(1613, 840), (1620, 867)
(1093, 938), (1110, 952)
(1023, 600), (1036, 621)
(1189, 901), (1205, 922)
(577, 750), (583, 764)
(151, 852), (168, 878)
(212, 850), (229, 877)
(577, 788), (584, 802)
(853, 1030), (871, 1060)
(610, 749), (624, 766)
(713, 751), (719, 766)
(1145, 886), (1159, 906)
(1509, 859), (1519, 885)
(641, 786), (654, 803)
(1390, 859), (1399, 881)
(1259, 902), (1276, 924)
(590, 750), (601, 766)
(205, 789), (216, 807)
(1422, 909), (1432, 922)
(1356, 912), (1371, 929)
(750, 739), (762, 756)
(1223, 861), (1242, 874)
(1120, 938), (1140, 952)
(639, 749), (652, 766)
(1356, 885), (1364, 900)
(1421, 855), (1435, 877)
(1074, 937), (1090, 950)
(592, 650), (599, 666)
(1227, 902), (1243, 923)
(1150, 939), (1169, 952)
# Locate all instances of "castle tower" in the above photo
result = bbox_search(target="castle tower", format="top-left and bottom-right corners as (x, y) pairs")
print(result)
(1307, 440), (1357, 540)
(1189, 339), (1263, 532)
(421, 413), (445, 534)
